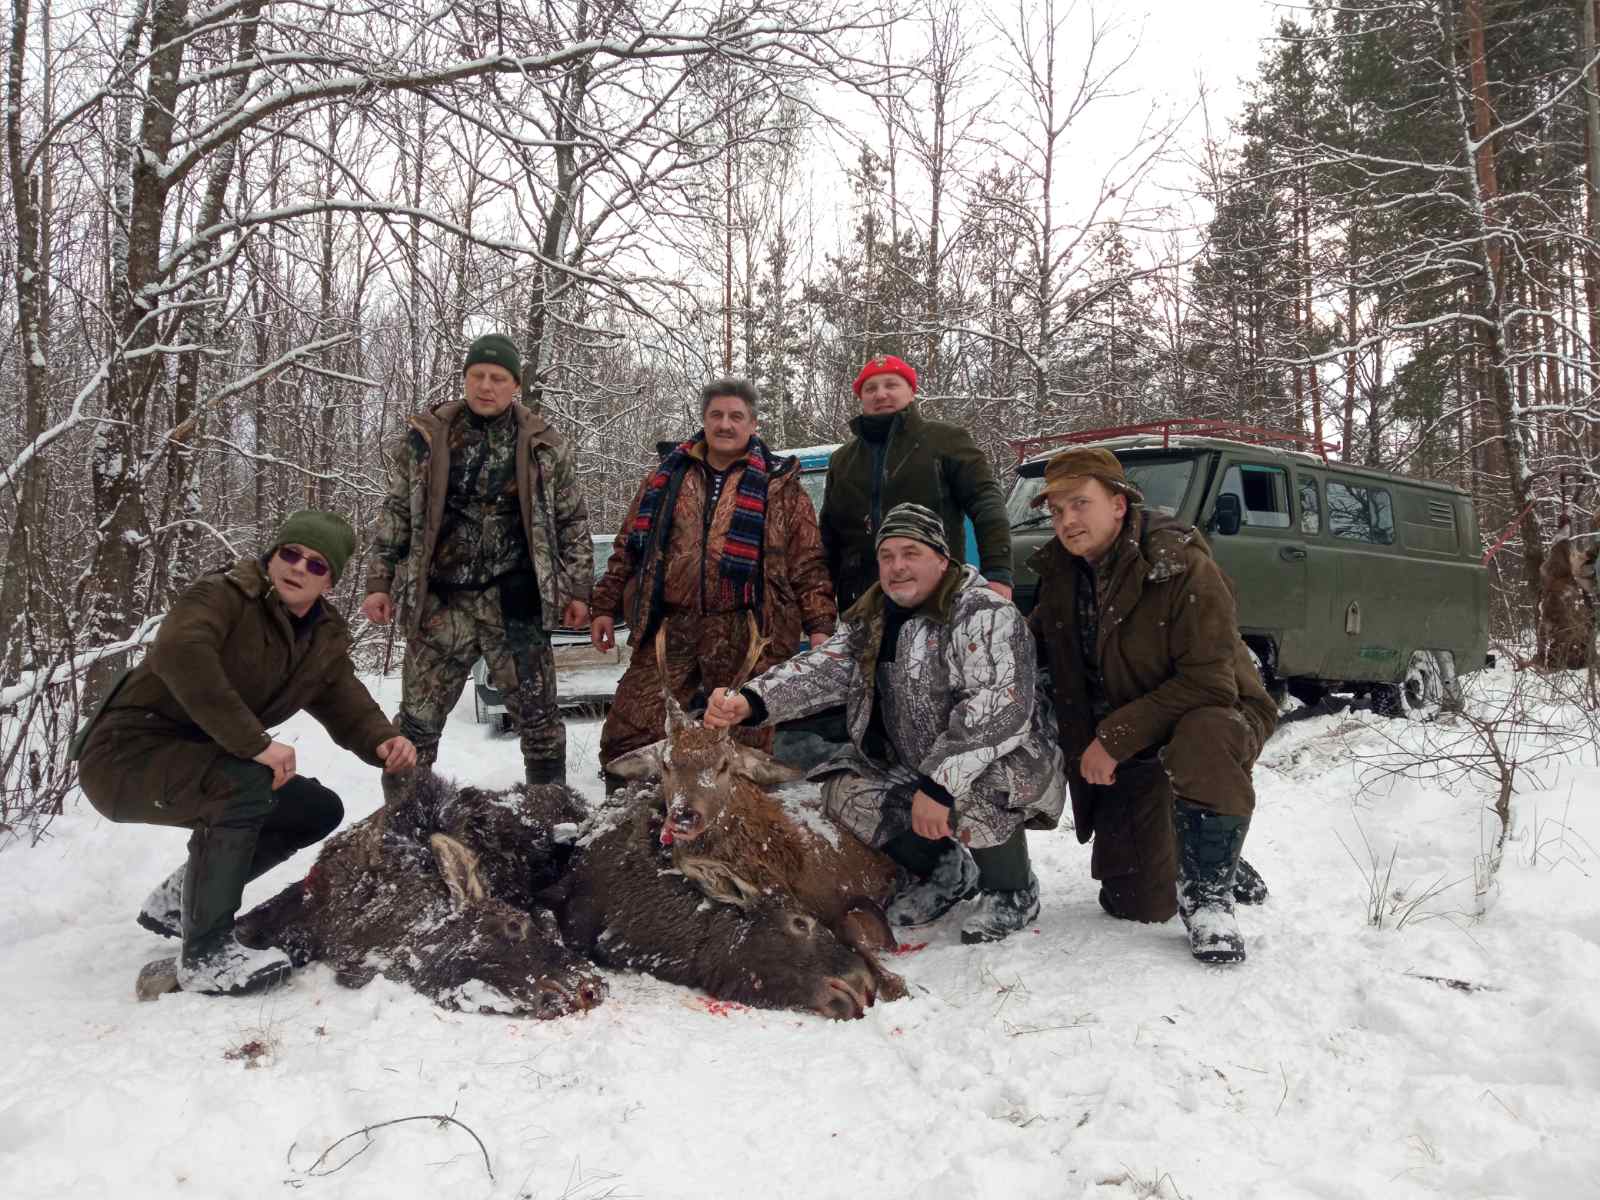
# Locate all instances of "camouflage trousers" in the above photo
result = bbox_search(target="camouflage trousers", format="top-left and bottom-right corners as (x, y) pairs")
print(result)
(816, 753), (1026, 853)
(397, 583), (563, 772)
(599, 608), (772, 767)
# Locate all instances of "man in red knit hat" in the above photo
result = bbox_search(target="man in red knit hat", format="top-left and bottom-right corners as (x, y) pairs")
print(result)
(819, 354), (1013, 612)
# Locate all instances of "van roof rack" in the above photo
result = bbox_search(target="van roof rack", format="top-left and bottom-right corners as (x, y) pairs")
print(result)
(1009, 419), (1340, 464)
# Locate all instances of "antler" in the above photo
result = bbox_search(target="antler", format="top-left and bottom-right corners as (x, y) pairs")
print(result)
(729, 611), (770, 693)
(656, 622), (690, 735)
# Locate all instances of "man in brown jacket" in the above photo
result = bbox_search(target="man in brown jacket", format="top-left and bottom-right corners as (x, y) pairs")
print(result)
(74, 511), (416, 995)
(591, 378), (836, 777)
(1026, 448), (1275, 963)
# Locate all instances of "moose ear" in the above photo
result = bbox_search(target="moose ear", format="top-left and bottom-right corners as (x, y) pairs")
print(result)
(430, 833), (489, 912)
(732, 745), (805, 785)
(608, 741), (666, 781)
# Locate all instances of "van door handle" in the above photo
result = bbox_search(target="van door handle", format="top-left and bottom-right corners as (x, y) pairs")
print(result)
(1279, 545), (1307, 562)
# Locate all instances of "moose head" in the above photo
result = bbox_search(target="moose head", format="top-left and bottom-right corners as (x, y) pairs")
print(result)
(607, 615), (802, 845)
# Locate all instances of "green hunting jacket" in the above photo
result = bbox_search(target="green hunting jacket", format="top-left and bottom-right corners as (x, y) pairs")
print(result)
(1026, 510), (1277, 843)
(75, 558), (397, 825)
(819, 404), (1012, 611)
(366, 400), (592, 635)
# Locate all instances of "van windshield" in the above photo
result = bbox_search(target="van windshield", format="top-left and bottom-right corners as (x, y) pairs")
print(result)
(1009, 453), (1198, 526)
(798, 470), (827, 512)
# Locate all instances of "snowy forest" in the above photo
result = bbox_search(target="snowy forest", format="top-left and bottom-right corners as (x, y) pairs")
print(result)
(5, 0), (1600, 836)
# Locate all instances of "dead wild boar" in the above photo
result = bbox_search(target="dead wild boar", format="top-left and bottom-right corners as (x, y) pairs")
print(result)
(608, 619), (906, 1001)
(238, 773), (605, 1019)
(540, 786), (884, 1020)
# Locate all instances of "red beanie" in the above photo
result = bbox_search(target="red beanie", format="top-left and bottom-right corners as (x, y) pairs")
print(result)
(852, 354), (918, 396)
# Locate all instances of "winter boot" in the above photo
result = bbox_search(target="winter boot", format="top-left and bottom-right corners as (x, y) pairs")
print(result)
(176, 826), (291, 995)
(1173, 798), (1250, 964)
(884, 835), (980, 927)
(1233, 857), (1269, 905)
(136, 864), (186, 939)
(525, 759), (567, 788)
(960, 873), (1041, 944)
(960, 827), (1040, 944)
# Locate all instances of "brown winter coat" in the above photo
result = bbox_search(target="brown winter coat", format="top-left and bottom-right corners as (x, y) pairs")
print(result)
(1027, 510), (1277, 843)
(76, 558), (398, 826)
(365, 400), (592, 636)
(592, 441), (836, 669)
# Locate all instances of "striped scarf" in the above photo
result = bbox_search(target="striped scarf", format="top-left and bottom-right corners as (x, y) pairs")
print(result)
(628, 433), (772, 607)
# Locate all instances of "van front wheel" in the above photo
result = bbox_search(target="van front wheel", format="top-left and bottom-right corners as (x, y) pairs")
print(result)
(1374, 650), (1454, 721)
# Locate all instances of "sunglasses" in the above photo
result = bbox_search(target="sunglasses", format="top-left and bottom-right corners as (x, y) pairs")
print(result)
(276, 546), (331, 577)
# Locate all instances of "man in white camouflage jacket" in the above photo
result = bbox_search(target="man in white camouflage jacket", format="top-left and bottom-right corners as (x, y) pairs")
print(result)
(706, 502), (1065, 943)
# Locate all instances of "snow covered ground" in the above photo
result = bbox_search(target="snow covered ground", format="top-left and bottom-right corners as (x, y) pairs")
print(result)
(3, 667), (1599, 1199)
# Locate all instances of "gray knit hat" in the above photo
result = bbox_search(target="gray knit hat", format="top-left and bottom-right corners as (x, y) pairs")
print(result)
(875, 502), (949, 557)
(463, 333), (521, 382)
(271, 509), (356, 581)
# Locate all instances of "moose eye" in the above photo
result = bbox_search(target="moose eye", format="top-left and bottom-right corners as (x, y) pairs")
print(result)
(789, 914), (813, 935)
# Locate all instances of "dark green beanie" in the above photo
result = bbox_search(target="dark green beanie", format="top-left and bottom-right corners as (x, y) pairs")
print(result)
(463, 333), (521, 383)
(271, 510), (356, 582)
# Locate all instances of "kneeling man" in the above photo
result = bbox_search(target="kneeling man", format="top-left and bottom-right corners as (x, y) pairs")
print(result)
(706, 503), (1064, 943)
(1026, 448), (1275, 963)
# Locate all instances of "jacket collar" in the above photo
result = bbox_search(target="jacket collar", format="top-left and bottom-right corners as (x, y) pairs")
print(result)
(847, 403), (924, 441)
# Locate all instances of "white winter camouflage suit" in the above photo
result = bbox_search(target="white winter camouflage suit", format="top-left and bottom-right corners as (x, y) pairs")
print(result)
(746, 564), (1066, 850)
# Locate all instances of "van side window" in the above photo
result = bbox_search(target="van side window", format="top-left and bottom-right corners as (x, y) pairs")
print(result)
(1327, 480), (1395, 544)
(1298, 476), (1322, 534)
(1219, 464), (1291, 529)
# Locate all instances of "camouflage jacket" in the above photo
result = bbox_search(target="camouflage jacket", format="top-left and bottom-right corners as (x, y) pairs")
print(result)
(366, 400), (592, 635)
(746, 564), (1065, 825)
(591, 441), (836, 664)
(1027, 510), (1277, 842)
(819, 404), (1013, 610)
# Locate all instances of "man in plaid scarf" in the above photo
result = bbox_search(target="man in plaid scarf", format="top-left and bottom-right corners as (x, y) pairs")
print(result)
(591, 379), (837, 782)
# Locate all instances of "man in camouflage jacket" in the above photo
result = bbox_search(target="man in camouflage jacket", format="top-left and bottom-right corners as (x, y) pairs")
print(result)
(1026, 447), (1277, 964)
(590, 378), (835, 774)
(707, 502), (1064, 945)
(363, 333), (592, 788)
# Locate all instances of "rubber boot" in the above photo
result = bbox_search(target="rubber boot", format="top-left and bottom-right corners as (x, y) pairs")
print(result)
(884, 834), (980, 927)
(1174, 799), (1250, 964)
(525, 759), (567, 788)
(1233, 857), (1269, 905)
(138, 829), (304, 941)
(961, 827), (1040, 944)
(176, 826), (291, 995)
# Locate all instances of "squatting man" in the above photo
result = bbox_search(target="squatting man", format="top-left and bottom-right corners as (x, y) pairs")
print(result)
(706, 501), (1066, 943)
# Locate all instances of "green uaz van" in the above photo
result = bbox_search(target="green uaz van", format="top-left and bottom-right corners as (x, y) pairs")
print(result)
(1007, 426), (1491, 719)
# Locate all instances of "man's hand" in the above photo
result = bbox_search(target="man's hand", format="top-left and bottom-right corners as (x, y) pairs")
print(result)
(986, 580), (1014, 602)
(563, 599), (590, 629)
(362, 592), (394, 625)
(704, 687), (751, 729)
(377, 736), (417, 773)
(591, 615), (615, 652)
(253, 740), (297, 791)
(808, 631), (828, 649)
(1080, 738), (1118, 786)
(911, 790), (953, 839)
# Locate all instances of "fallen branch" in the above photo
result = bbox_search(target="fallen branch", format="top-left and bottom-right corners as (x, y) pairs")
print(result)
(290, 1111), (493, 1181)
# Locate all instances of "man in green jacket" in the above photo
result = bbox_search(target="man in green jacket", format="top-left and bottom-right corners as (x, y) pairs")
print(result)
(363, 333), (592, 789)
(819, 355), (1013, 612)
(1026, 448), (1275, 964)
(75, 511), (416, 995)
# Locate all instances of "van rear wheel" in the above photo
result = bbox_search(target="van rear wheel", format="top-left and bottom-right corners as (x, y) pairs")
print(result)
(1374, 650), (1453, 721)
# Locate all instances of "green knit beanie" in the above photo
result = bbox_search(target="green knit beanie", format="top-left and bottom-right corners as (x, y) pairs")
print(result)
(271, 510), (356, 582)
(463, 333), (522, 383)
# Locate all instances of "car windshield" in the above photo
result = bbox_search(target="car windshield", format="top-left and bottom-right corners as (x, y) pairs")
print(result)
(593, 536), (615, 581)
(1008, 453), (1198, 526)
(799, 470), (827, 513)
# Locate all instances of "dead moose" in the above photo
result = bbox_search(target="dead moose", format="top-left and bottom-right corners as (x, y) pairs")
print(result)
(1538, 519), (1599, 671)
(237, 773), (606, 1018)
(539, 785), (886, 1020)
(605, 618), (908, 1003)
